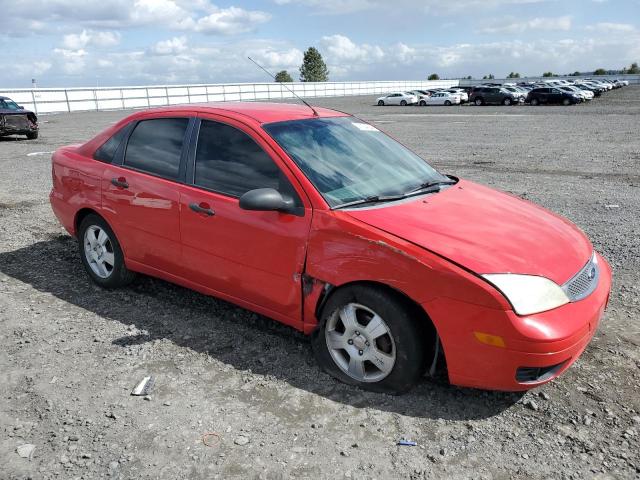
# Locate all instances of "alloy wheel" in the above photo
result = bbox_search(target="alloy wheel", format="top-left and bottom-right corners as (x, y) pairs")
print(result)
(325, 303), (396, 383)
(83, 225), (115, 279)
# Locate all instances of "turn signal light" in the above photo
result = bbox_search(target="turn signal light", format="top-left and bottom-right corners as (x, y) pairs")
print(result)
(474, 332), (506, 348)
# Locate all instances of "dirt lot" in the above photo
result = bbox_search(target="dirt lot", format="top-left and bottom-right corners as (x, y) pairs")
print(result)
(1, 87), (639, 479)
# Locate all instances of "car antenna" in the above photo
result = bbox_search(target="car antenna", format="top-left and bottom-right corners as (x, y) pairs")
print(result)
(247, 56), (319, 117)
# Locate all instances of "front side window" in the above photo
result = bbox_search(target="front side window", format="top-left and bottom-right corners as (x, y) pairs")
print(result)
(0, 99), (20, 110)
(264, 116), (449, 208)
(194, 120), (297, 200)
(124, 118), (189, 180)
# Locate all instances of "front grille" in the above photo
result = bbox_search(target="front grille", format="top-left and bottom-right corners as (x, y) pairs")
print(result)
(4, 114), (30, 130)
(562, 253), (599, 302)
(516, 361), (566, 383)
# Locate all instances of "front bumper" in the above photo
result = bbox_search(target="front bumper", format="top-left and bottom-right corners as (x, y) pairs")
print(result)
(423, 252), (612, 391)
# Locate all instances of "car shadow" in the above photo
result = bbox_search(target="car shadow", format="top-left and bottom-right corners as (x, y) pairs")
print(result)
(0, 236), (523, 420)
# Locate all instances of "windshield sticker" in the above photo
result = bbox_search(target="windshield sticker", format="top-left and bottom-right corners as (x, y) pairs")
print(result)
(352, 122), (379, 132)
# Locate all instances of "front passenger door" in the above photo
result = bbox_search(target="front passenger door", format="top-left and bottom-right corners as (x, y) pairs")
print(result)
(178, 118), (312, 327)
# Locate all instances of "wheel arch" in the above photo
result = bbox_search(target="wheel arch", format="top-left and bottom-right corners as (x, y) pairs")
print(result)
(74, 207), (102, 237)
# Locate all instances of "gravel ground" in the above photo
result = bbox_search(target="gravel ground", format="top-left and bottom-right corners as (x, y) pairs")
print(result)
(1, 87), (639, 480)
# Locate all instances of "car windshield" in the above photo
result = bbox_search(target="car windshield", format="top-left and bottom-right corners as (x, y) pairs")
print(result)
(263, 116), (449, 208)
(0, 99), (20, 110)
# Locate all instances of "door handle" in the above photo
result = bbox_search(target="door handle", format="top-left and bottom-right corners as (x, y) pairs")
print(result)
(189, 202), (215, 217)
(111, 177), (129, 189)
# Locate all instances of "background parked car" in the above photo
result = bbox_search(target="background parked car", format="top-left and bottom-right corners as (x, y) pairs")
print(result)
(469, 87), (521, 106)
(0, 96), (39, 140)
(559, 85), (593, 101)
(526, 87), (581, 106)
(409, 90), (431, 106)
(423, 91), (461, 106)
(445, 88), (468, 103)
(376, 92), (418, 106)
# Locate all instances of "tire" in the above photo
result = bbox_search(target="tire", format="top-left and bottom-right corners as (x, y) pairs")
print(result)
(311, 285), (428, 394)
(377, 100), (384, 106)
(444, 100), (451, 106)
(503, 98), (511, 106)
(400, 100), (407, 106)
(26, 131), (38, 140)
(531, 98), (539, 106)
(562, 98), (571, 106)
(78, 214), (136, 288)
(474, 97), (484, 106)
(419, 100), (426, 106)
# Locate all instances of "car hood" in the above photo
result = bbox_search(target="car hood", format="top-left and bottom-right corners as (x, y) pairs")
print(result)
(343, 179), (592, 285)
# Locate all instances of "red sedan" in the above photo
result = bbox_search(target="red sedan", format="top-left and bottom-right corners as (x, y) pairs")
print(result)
(49, 102), (611, 393)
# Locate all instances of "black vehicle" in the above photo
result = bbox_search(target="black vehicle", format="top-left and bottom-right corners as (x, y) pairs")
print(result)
(0, 97), (38, 139)
(525, 87), (581, 106)
(469, 86), (521, 106)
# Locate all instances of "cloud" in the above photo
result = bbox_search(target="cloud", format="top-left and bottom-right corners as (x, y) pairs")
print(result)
(2, 0), (271, 35)
(149, 36), (189, 55)
(62, 30), (121, 49)
(586, 22), (636, 33)
(273, 0), (552, 15)
(479, 16), (572, 34)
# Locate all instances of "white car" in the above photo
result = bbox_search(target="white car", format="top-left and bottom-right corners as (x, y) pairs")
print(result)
(560, 85), (593, 101)
(409, 90), (432, 106)
(376, 92), (418, 106)
(423, 91), (461, 106)
(445, 88), (469, 103)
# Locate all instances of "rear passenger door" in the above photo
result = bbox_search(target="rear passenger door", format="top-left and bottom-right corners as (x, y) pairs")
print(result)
(178, 116), (312, 327)
(101, 114), (193, 274)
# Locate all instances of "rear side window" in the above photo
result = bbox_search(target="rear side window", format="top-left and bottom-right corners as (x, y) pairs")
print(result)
(194, 120), (297, 200)
(94, 127), (127, 164)
(124, 118), (189, 180)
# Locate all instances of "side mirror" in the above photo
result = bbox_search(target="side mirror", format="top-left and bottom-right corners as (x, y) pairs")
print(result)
(18, 105), (24, 110)
(239, 188), (295, 213)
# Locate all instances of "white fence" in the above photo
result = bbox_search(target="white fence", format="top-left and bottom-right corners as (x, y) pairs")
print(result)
(0, 80), (459, 115)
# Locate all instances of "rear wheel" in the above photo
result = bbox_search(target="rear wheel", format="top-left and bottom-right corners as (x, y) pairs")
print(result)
(377, 100), (384, 106)
(474, 97), (484, 106)
(400, 100), (407, 106)
(78, 214), (136, 288)
(312, 285), (428, 394)
(419, 100), (426, 106)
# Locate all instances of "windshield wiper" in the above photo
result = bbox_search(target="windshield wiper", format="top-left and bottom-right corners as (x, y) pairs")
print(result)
(334, 194), (406, 209)
(404, 179), (457, 197)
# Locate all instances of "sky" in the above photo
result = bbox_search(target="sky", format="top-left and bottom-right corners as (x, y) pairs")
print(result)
(1, 0), (639, 88)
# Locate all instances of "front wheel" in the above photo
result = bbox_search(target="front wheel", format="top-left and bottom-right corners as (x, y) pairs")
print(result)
(503, 98), (511, 106)
(78, 214), (136, 288)
(531, 98), (539, 106)
(562, 98), (571, 106)
(312, 285), (428, 394)
(400, 100), (407, 106)
(26, 131), (38, 140)
(419, 100), (426, 106)
(377, 100), (384, 106)
(444, 100), (451, 106)
(474, 97), (484, 106)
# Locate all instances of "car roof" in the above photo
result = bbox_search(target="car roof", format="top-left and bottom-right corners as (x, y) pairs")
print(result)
(128, 101), (348, 124)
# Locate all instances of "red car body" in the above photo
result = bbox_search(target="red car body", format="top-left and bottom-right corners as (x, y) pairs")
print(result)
(50, 102), (611, 391)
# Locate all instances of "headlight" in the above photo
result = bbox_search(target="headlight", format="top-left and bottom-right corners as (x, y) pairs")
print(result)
(481, 274), (569, 315)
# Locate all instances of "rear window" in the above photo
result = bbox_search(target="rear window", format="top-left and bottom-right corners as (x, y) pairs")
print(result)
(94, 127), (127, 164)
(124, 118), (189, 180)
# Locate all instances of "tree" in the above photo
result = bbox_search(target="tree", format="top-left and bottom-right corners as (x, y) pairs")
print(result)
(542, 71), (556, 77)
(274, 70), (293, 82)
(465, 75), (473, 80)
(593, 68), (607, 75)
(299, 47), (329, 82)
(507, 72), (520, 78)
(427, 73), (440, 80)
(482, 74), (495, 80)
(628, 62), (639, 74)
(570, 71), (581, 76)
